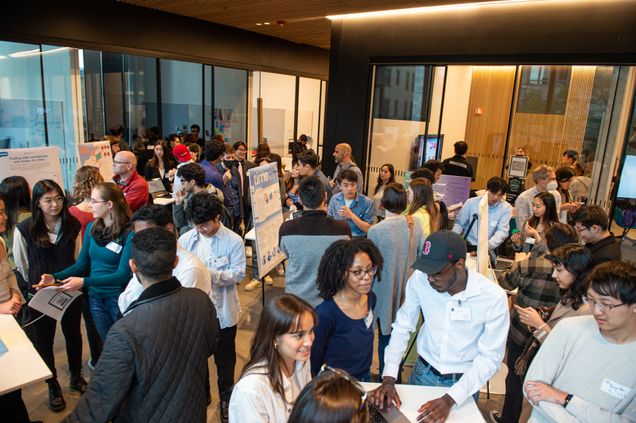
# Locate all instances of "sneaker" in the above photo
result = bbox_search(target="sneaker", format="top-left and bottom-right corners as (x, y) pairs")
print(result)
(264, 275), (274, 286)
(244, 278), (262, 292)
(220, 399), (229, 423)
(489, 410), (502, 423)
(245, 245), (253, 258)
(70, 372), (88, 394)
(47, 379), (66, 412)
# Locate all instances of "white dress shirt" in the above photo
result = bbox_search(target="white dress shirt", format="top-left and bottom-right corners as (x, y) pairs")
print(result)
(118, 244), (211, 313)
(179, 224), (246, 328)
(229, 360), (311, 423)
(452, 195), (512, 250)
(382, 268), (510, 405)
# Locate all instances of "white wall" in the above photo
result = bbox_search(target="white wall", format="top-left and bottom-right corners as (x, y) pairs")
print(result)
(439, 66), (473, 160)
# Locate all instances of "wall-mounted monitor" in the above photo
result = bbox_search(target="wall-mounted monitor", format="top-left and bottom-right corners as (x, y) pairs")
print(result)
(411, 134), (444, 169)
(616, 155), (636, 200)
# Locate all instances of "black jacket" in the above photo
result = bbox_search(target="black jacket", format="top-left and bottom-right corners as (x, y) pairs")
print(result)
(64, 277), (218, 423)
(585, 234), (621, 265)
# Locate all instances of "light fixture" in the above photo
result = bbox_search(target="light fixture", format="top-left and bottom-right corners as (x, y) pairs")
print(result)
(256, 22), (262, 26)
(0, 55), (7, 60)
(263, 22), (271, 25)
(8, 48), (40, 58)
(327, 0), (558, 20)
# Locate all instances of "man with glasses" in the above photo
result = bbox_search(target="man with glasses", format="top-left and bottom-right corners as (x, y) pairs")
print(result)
(371, 230), (509, 423)
(524, 260), (636, 422)
(178, 192), (245, 423)
(573, 205), (621, 265)
(112, 151), (149, 212)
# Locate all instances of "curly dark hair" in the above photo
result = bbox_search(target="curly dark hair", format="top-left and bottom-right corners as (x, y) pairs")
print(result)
(316, 239), (383, 300)
(185, 192), (223, 224)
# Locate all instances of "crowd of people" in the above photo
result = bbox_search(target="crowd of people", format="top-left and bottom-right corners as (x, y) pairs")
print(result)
(0, 133), (634, 423)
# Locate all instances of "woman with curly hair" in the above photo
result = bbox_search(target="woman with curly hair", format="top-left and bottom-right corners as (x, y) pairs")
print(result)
(69, 165), (104, 239)
(311, 238), (383, 382)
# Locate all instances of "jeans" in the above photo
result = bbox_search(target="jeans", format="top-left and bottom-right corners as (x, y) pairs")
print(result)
(500, 340), (525, 422)
(81, 292), (103, 364)
(89, 296), (121, 340)
(409, 357), (480, 403)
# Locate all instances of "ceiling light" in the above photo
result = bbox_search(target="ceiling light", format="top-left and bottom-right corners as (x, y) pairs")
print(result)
(327, 0), (558, 20)
(256, 22), (262, 26)
(263, 22), (271, 25)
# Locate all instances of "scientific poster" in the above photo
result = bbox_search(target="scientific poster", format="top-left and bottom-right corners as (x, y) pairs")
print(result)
(0, 147), (64, 190)
(248, 162), (285, 279)
(77, 141), (113, 182)
(433, 174), (471, 208)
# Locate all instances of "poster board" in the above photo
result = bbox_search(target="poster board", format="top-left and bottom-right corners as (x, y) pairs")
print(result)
(247, 162), (285, 279)
(0, 146), (64, 190)
(432, 174), (471, 209)
(77, 140), (114, 182)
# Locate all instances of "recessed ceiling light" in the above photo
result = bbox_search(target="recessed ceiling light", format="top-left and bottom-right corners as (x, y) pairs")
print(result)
(263, 22), (271, 25)
(256, 22), (262, 26)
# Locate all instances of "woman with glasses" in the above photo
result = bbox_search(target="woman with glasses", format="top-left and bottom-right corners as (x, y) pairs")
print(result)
(229, 294), (316, 422)
(13, 179), (85, 412)
(512, 243), (593, 378)
(38, 182), (133, 342)
(311, 238), (383, 382)
(511, 191), (560, 258)
(288, 366), (369, 423)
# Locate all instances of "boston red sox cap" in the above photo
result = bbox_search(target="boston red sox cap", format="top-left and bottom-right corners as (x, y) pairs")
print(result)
(413, 230), (467, 275)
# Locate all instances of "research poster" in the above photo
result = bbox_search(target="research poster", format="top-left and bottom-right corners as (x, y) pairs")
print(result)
(0, 147), (64, 190)
(433, 174), (471, 208)
(77, 140), (114, 182)
(247, 162), (285, 279)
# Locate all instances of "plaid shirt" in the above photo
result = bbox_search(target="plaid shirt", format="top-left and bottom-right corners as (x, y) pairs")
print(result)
(499, 255), (561, 348)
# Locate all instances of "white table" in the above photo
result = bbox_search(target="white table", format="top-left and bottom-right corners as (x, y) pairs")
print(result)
(360, 383), (485, 423)
(0, 314), (51, 395)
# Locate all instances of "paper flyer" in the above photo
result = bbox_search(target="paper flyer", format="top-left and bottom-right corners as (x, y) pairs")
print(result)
(28, 287), (82, 322)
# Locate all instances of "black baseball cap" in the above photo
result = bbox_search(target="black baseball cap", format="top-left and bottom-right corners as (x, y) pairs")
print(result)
(413, 230), (467, 274)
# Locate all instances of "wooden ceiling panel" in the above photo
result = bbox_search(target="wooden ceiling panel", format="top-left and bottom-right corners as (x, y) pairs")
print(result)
(119, 0), (502, 49)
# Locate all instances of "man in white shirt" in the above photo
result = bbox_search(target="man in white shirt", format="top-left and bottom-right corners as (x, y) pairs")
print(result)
(178, 192), (246, 423)
(371, 230), (509, 423)
(118, 205), (211, 313)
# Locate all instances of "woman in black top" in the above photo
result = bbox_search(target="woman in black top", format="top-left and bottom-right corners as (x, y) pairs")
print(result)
(145, 139), (176, 191)
(13, 180), (84, 412)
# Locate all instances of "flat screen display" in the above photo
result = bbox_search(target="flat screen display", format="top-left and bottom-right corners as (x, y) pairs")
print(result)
(617, 155), (636, 199)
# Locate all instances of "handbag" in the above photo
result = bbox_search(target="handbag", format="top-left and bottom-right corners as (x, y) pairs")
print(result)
(514, 306), (554, 377)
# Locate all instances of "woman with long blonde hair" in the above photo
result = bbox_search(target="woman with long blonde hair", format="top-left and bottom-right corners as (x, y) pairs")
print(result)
(406, 178), (441, 237)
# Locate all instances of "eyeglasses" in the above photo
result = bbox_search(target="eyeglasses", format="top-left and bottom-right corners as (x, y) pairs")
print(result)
(179, 178), (188, 184)
(583, 296), (627, 312)
(319, 364), (367, 411)
(575, 226), (591, 233)
(40, 196), (64, 205)
(89, 198), (108, 204)
(347, 266), (377, 280)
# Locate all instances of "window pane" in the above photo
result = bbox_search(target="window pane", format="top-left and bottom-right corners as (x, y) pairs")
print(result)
(42, 45), (83, 189)
(204, 65), (212, 140)
(160, 59), (202, 139)
(102, 52), (125, 139)
(214, 66), (247, 144)
(298, 77), (321, 153)
(124, 54), (158, 142)
(0, 41), (46, 149)
(81, 49), (105, 141)
(517, 65), (571, 114)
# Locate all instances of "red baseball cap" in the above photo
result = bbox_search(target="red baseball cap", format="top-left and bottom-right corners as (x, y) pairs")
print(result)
(173, 144), (192, 163)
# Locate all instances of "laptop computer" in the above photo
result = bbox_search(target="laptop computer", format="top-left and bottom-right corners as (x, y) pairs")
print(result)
(368, 402), (410, 423)
(148, 179), (174, 205)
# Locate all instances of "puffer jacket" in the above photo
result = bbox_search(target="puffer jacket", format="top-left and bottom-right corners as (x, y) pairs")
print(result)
(64, 277), (218, 423)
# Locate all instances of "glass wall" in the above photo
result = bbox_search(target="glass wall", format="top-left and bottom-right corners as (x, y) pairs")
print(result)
(215, 66), (247, 144)
(0, 41), (47, 149)
(1, 38), (326, 187)
(160, 59), (203, 138)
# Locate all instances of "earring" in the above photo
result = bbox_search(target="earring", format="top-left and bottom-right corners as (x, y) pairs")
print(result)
(274, 342), (278, 350)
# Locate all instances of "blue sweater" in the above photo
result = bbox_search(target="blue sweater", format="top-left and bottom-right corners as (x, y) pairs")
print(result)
(54, 221), (133, 299)
(311, 292), (376, 381)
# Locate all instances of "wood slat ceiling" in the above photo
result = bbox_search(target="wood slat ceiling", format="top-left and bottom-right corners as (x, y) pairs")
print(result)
(119, 0), (500, 49)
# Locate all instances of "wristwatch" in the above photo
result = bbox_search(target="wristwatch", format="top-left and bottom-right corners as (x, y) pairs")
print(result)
(563, 393), (573, 408)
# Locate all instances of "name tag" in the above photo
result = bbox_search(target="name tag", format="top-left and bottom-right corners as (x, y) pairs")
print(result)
(450, 306), (471, 321)
(106, 241), (123, 254)
(364, 309), (374, 329)
(601, 378), (631, 400)
(213, 257), (229, 267)
(525, 237), (536, 245)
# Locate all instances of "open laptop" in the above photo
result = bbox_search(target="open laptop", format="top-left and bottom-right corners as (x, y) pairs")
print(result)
(368, 401), (410, 423)
(148, 179), (174, 205)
